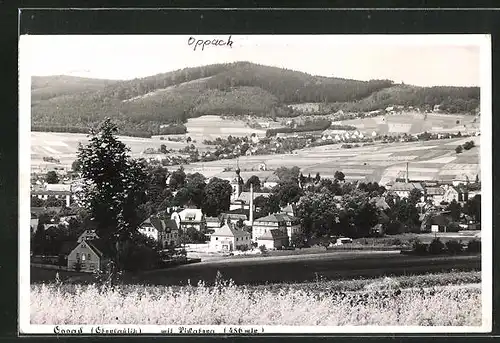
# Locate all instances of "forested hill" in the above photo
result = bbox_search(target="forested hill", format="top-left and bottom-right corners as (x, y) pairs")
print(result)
(31, 61), (480, 137)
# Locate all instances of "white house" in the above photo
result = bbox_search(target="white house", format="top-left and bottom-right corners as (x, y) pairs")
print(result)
(209, 224), (251, 252)
(256, 229), (289, 250)
(252, 213), (301, 247)
(172, 208), (205, 232)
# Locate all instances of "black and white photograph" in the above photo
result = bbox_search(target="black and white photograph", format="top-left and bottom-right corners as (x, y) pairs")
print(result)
(18, 33), (492, 334)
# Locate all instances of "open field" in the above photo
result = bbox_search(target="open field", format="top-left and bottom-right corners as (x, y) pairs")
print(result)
(30, 275), (481, 326)
(333, 112), (480, 135)
(30, 252), (480, 287)
(30, 131), (194, 169)
(177, 136), (480, 183)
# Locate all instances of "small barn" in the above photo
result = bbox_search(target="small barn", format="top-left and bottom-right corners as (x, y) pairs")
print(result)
(256, 229), (289, 250)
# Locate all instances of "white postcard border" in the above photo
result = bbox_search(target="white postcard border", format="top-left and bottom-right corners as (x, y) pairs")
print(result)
(18, 33), (493, 334)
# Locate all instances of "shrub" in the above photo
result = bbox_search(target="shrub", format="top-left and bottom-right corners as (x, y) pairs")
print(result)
(445, 240), (463, 255)
(390, 238), (403, 246)
(428, 238), (445, 255)
(447, 222), (461, 232)
(455, 145), (463, 154)
(259, 245), (268, 255)
(467, 239), (481, 253)
(412, 239), (428, 255)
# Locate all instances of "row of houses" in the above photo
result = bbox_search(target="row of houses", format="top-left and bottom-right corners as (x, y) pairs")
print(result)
(386, 181), (478, 206)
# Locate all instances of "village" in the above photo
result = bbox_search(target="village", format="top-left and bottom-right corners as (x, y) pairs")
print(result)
(30, 154), (481, 274)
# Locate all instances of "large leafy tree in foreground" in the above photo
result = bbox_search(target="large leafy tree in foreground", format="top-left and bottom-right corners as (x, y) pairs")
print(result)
(77, 118), (149, 269)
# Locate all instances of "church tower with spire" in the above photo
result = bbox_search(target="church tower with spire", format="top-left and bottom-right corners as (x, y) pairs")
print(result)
(231, 160), (244, 202)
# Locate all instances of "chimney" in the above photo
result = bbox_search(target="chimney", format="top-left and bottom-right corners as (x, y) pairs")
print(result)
(406, 162), (409, 183)
(249, 183), (254, 225)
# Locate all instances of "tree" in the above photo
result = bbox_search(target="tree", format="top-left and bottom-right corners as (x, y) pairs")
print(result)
(245, 175), (262, 191)
(71, 160), (82, 173)
(464, 194), (481, 223)
(314, 172), (321, 183)
(203, 177), (233, 217)
(160, 144), (167, 154)
(45, 171), (59, 184)
(296, 191), (340, 239)
(169, 167), (186, 191)
(339, 192), (378, 238)
(77, 118), (150, 271)
(275, 166), (300, 183)
(334, 171), (345, 182)
(455, 145), (463, 154)
(31, 196), (45, 207)
(272, 180), (304, 207)
(446, 199), (462, 222)
(408, 189), (423, 205)
(254, 194), (280, 218)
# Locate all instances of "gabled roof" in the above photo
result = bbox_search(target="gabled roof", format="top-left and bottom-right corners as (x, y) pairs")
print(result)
(264, 174), (280, 183)
(178, 208), (203, 222)
(370, 197), (390, 210)
(254, 213), (298, 223)
(140, 216), (179, 233)
(205, 216), (220, 223)
(390, 182), (424, 192)
(211, 224), (250, 238)
(258, 229), (287, 240)
(236, 191), (270, 203)
(45, 184), (72, 192)
(84, 239), (114, 259)
(426, 187), (445, 195)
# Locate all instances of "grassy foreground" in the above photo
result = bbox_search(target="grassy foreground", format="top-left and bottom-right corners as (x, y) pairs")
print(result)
(31, 272), (481, 326)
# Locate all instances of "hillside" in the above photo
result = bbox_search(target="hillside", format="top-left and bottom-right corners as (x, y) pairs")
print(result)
(31, 62), (480, 137)
(31, 75), (116, 102)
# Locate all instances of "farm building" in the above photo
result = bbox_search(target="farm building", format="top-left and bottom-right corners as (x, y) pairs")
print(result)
(387, 182), (425, 200)
(425, 186), (445, 206)
(442, 185), (469, 204)
(420, 211), (453, 233)
(209, 224), (251, 252)
(67, 239), (112, 272)
(252, 213), (301, 247)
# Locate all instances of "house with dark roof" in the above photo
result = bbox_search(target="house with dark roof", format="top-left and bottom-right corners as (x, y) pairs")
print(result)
(209, 224), (252, 252)
(67, 239), (112, 272)
(255, 229), (289, 250)
(139, 215), (180, 249)
(252, 213), (301, 248)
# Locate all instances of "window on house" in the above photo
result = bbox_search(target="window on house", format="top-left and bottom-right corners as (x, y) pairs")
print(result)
(81, 254), (86, 261)
(76, 253), (79, 259)
(216, 237), (218, 240)
(87, 253), (91, 260)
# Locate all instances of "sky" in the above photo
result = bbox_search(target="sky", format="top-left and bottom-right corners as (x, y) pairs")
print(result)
(20, 34), (486, 87)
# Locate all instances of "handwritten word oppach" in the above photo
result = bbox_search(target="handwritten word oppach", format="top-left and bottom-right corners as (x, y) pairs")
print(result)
(188, 36), (234, 51)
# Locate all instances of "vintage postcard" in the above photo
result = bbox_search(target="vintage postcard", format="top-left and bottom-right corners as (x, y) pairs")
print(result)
(18, 34), (492, 334)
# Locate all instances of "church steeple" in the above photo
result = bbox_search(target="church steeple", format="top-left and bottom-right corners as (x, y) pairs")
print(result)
(231, 160), (244, 202)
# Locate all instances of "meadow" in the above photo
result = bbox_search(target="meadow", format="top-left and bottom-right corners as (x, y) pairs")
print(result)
(30, 272), (481, 326)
